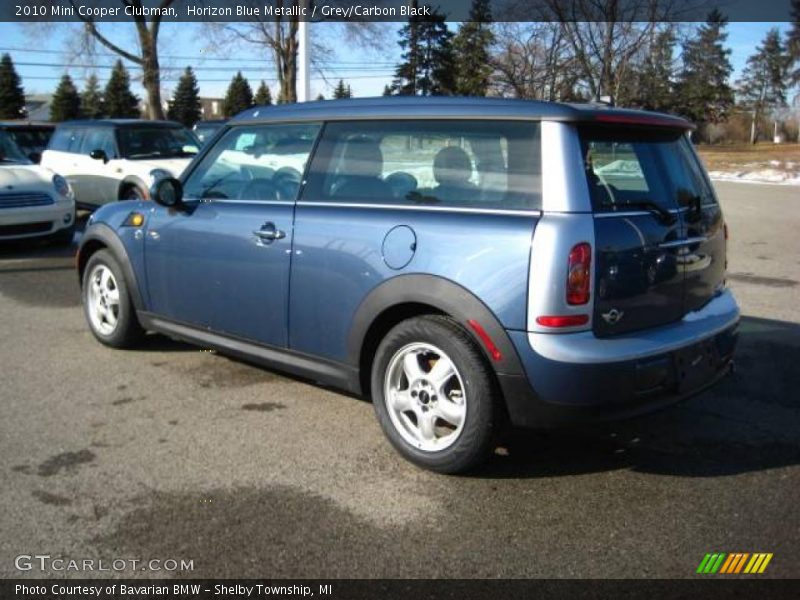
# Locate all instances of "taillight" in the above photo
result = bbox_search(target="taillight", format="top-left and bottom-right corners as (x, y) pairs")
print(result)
(567, 242), (591, 305)
(536, 315), (590, 328)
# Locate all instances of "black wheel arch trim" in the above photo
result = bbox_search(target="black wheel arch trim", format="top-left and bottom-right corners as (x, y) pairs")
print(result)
(118, 176), (148, 199)
(347, 274), (524, 378)
(77, 223), (145, 312)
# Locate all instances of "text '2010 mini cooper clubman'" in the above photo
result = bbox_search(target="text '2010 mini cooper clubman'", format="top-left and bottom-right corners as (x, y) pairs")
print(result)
(77, 98), (739, 473)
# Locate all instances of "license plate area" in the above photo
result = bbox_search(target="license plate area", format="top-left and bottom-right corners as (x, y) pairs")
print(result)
(674, 339), (718, 393)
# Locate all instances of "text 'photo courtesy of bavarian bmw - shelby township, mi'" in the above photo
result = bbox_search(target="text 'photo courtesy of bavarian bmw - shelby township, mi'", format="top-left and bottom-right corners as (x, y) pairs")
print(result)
(0, 0), (799, 598)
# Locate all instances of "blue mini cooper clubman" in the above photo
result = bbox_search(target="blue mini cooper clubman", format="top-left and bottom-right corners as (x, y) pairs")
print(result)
(77, 97), (739, 473)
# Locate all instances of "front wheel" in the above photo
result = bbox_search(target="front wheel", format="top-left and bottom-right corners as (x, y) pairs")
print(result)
(371, 315), (499, 474)
(82, 249), (144, 348)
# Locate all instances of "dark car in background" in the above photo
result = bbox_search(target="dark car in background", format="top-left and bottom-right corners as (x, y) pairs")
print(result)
(193, 119), (226, 145)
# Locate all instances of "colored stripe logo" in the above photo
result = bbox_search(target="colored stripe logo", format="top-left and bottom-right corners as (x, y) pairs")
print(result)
(697, 553), (773, 574)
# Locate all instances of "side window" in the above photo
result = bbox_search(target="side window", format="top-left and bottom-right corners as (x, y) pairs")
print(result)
(182, 123), (321, 202)
(49, 128), (79, 152)
(303, 120), (542, 211)
(80, 128), (116, 158)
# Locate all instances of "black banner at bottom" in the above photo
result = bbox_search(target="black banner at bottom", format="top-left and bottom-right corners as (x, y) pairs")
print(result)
(2, 579), (799, 600)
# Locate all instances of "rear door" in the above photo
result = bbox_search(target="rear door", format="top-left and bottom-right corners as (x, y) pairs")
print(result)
(581, 126), (687, 337)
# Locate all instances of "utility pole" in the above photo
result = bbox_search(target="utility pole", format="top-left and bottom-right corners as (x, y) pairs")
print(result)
(297, 1), (310, 102)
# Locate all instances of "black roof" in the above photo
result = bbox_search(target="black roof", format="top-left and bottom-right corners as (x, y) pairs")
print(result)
(232, 96), (693, 129)
(53, 119), (186, 129)
(0, 120), (54, 129)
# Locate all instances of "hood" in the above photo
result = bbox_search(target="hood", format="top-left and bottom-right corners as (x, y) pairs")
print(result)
(0, 164), (54, 189)
(131, 157), (193, 177)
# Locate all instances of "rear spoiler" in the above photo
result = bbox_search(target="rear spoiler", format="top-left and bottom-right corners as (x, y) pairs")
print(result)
(587, 112), (695, 131)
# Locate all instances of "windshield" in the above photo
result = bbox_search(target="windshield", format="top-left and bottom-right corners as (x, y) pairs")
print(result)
(7, 128), (52, 155)
(0, 130), (32, 164)
(580, 126), (715, 213)
(117, 127), (199, 160)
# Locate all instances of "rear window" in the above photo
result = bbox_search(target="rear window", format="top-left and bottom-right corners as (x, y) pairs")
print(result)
(303, 120), (542, 211)
(580, 126), (715, 213)
(48, 127), (84, 153)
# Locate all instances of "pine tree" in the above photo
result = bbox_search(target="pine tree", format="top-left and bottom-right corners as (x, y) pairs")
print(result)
(315, 93), (325, 101)
(0, 54), (26, 119)
(81, 74), (104, 119)
(254, 81), (272, 106)
(167, 67), (201, 127)
(382, 85), (392, 96)
(333, 79), (350, 100)
(452, 0), (494, 96)
(104, 60), (140, 118)
(628, 28), (677, 112)
(737, 28), (791, 144)
(223, 72), (253, 117)
(788, 0), (800, 85)
(49, 74), (81, 122)
(391, 2), (454, 96)
(674, 11), (734, 139)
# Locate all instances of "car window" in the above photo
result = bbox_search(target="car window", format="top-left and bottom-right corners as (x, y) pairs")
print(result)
(117, 127), (199, 160)
(182, 123), (321, 202)
(303, 120), (542, 211)
(580, 126), (714, 212)
(49, 127), (83, 153)
(80, 128), (116, 158)
(0, 131), (32, 164)
(7, 128), (52, 155)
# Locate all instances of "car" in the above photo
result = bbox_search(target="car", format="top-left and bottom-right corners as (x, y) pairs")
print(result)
(0, 128), (75, 244)
(76, 97), (739, 473)
(0, 121), (55, 163)
(193, 119), (226, 145)
(41, 119), (199, 209)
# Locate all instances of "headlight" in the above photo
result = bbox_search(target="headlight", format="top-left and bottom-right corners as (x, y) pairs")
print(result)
(53, 174), (72, 198)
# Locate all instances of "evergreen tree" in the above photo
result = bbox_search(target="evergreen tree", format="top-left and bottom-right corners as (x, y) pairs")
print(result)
(315, 93), (325, 101)
(737, 28), (791, 144)
(452, 0), (494, 96)
(333, 79), (349, 99)
(0, 54), (26, 119)
(49, 74), (82, 122)
(788, 0), (800, 85)
(382, 85), (392, 96)
(629, 28), (677, 112)
(223, 72), (253, 117)
(674, 11), (734, 138)
(254, 81), (273, 105)
(167, 67), (201, 127)
(81, 74), (105, 119)
(391, 2), (455, 96)
(104, 60), (140, 118)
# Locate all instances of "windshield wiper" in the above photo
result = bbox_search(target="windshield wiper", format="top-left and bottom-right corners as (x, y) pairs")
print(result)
(602, 200), (675, 225)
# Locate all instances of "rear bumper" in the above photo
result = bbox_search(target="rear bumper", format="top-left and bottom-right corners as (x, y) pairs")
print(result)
(501, 290), (739, 428)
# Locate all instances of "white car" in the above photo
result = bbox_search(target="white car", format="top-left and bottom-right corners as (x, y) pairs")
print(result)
(41, 120), (199, 208)
(0, 130), (75, 245)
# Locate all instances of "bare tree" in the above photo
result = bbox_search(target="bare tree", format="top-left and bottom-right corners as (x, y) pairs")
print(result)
(67, 0), (176, 119)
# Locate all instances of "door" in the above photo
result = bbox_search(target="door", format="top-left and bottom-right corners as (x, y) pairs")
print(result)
(581, 126), (688, 337)
(78, 127), (120, 205)
(144, 122), (322, 348)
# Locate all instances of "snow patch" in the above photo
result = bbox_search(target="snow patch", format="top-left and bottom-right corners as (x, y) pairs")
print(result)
(709, 168), (800, 186)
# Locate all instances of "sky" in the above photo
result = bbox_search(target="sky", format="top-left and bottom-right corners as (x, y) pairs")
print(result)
(0, 21), (792, 102)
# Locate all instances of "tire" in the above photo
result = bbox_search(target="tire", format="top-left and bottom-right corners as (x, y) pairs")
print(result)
(121, 186), (146, 201)
(371, 315), (499, 474)
(81, 249), (144, 348)
(50, 223), (76, 247)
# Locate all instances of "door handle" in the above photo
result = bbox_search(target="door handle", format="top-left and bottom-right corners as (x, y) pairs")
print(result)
(658, 236), (707, 249)
(253, 222), (286, 242)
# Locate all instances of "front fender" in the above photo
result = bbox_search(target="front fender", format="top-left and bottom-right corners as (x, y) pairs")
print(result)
(347, 274), (524, 378)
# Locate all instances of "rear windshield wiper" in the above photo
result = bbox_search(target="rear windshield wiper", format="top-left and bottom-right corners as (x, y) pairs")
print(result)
(601, 200), (675, 225)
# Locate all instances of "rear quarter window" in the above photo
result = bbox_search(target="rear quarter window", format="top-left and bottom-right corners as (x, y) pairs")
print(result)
(303, 120), (542, 211)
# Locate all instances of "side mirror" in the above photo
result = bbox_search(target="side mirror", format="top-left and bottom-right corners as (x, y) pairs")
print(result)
(28, 151), (41, 163)
(89, 149), (108, 163)
(150, 177), (183, 208)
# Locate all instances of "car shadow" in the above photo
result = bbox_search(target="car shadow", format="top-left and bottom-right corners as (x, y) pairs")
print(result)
(476, 315), (800, 479)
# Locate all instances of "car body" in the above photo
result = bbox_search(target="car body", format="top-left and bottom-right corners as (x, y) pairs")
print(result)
(193, 119), (226, 146)
(0, 129), (75, 243)
(0, 121), (55, 163)
(77, 97), (738, 473)
(41, 120), (199, 209)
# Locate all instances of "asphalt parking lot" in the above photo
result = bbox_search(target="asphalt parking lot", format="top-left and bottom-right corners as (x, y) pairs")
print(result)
(1, 181), (798, 579)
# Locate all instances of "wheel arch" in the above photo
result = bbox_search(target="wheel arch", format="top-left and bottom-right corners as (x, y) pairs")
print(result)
(117, 176), (148, 200)
(349, 274), (525, 397)
(77, 223), (145, 312)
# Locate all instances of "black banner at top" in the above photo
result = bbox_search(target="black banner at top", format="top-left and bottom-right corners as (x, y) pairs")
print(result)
(1, 0), (796, 23)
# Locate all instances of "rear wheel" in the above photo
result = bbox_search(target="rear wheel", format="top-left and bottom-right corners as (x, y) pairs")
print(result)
(371, 315), (498, 474)
(82, 249), (144, 348)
